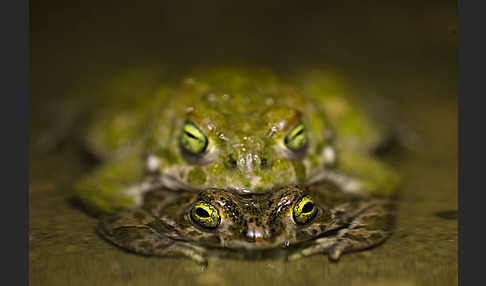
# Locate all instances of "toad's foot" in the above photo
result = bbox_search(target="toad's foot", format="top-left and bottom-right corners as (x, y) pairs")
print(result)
(287, 197), (395, 261)
(98, 209), (209, 265)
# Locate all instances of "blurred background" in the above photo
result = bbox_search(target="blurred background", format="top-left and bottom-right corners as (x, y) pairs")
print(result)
(29, 1), (457, 285)
(30, 0), (456, 103)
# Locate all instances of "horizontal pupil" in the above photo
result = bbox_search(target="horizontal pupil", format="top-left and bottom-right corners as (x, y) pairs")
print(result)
(196, 207), (210, 218)
(292, 127), (304, 138)
(302, 202), (314, 213)
(288, 126), (304, 140)
(184, 131), (199, 140)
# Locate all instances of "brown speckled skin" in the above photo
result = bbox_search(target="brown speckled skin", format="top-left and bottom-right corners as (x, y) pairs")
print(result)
(99, 184), (395, 264)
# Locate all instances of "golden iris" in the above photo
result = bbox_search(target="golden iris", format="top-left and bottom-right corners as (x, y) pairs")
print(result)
(190, 201), (221, 229)
(293, 195), (318, 225)
(285, 122), (307, 151)
(180, 122), (208, 155)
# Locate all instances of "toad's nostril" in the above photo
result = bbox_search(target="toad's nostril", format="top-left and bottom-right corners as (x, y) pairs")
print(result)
(260, 158), (267, 167)
(228, 154), (237, 167)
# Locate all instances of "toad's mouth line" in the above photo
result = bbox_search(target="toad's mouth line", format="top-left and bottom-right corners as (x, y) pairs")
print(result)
(169, 222), (350, 250)
(177, 225), (351, 261)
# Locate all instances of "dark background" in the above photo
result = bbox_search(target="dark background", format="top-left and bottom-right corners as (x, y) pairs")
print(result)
(30, 0), (457, 103)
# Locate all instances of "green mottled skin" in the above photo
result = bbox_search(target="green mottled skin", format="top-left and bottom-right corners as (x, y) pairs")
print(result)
(74, 66), (400, 213)
(99, 185), (395, 264)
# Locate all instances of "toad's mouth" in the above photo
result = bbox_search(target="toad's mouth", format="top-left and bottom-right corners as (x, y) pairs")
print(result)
(182, 225), (349, 261)
(189, 224), (348, 251)
(159, 172), (274, 193)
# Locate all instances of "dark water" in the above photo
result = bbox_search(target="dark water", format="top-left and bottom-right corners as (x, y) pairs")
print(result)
(29, 1), (457, 285)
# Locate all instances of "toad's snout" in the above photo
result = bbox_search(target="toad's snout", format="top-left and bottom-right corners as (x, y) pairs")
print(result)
(245, 226), (268, 244)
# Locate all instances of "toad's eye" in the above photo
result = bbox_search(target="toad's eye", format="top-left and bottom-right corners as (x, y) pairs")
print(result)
(180, 122), (208, 155)
(190, 201), (220, 229)
(285, 122), (307, 151)
(293, 195), (318, 225)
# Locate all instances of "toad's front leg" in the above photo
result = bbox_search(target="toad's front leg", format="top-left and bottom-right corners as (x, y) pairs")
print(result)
(288, 197), (396, 261)
(99, 209), (209, 265)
